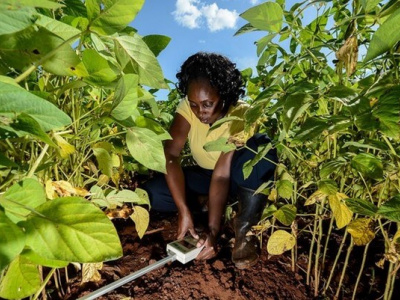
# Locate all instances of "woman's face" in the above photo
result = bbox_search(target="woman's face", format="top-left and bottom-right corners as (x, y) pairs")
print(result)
(187, 78), (223, 125)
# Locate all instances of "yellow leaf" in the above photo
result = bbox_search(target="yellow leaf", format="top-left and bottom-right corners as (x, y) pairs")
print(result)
(267, 230), (296, 255)
(131, 206), (149, 239)
(97, 174), (109, 186)
(111, 154), (120, 168)
(305, 190), (327, 206)
(329, 193), (353, 229)
(54, 134), (75, 158)
(347, 218), (375, 246)
(45, 179), (57, 199)
(81, 262), (103, 283)
(52, 180), (75, 197)
(393, 230), (400, 245)
(268, 188), (277, 201)
(74, 187), (90, 197)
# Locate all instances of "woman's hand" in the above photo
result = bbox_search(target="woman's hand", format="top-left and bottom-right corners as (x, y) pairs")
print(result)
(177, 209), (199, 240)
(196, 232), (218, 260)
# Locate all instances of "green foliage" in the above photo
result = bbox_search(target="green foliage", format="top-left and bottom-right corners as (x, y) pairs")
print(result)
(0, 0), (171, 298)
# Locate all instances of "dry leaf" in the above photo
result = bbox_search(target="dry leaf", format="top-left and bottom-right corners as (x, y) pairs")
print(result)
(82, 262), (103, 284)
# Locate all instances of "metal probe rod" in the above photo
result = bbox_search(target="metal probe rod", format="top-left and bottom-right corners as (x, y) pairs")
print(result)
(78, 254), (177, 300)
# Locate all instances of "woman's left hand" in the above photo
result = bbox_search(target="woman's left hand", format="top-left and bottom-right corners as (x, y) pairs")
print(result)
(196, 232), (218, 260)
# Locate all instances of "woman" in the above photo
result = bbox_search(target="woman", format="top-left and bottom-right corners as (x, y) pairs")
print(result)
(145, 52), (277, 268)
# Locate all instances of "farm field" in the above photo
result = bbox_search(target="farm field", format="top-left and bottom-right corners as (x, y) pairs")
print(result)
(1, 0), (400, 299)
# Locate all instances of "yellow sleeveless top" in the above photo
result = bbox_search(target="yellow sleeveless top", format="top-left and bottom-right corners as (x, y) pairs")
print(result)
(176, 98), (247, 170)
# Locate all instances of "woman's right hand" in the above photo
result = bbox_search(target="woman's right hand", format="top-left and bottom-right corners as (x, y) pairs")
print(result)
(177, 209), (199, 240)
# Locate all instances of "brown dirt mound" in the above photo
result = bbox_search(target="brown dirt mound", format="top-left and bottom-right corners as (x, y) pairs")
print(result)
(70, 212), (311, 300)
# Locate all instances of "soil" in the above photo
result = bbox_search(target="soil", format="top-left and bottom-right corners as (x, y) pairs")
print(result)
(65, 211), (312, 300)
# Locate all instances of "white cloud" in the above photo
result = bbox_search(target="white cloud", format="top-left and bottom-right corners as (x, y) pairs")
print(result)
(201, 3), (238, 32)
(249, 0), (260, 5)
(173, 0), (202, 29)
(173, 0), (238, 32)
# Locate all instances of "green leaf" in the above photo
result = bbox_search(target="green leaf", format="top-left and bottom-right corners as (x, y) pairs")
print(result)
(293, 117), (329, 142)
(0, 7), (36, 36)
(0, 210), (25, 272)
(378, 194), (400, 221)
(261, 204), (277, 219)
(2, 0), (65, 9)
(320, 157), (347, 178)
(240, 2), (283, 33)
(282, 93), (312, 132)
(126, 127), (166, 173)
(0, 81), (71, 131)
(20, 249), (68, 268)
(327, 85), (358, 106)
(130, 205), (149, 239)
(347, 218), (375, 246)
(267, 230), (296, 255)
(89, 0), (145, 35)
(274, 204), (297, 226)
(203, 137), (236, 153)
(0, 256), (40, 300)
(242, 143), (274, 180)
(318, 179), (338, 196)
(372, 87), (400, 139)
(351, 153), (383, 179)
(22, 197), (122, 262)
(361, 0), (382, 12)
(115, 34), (166, 88)
(0, 26), (86, 76)
(35, 13), (81, 42)
(0, 152), (18, 168)
(92, 146), (113, 177)
(106, 189), (150, 207)
(10, 113), (57, 147)
(233, 22), (258, 36)
(133, 188), (151, 208)
(142, 34), (171, 57)
(82, 49), (118, 86)
(2, 178), (46, 223)
(364, 7), (400, 62)
(276, 179), (293, 199)
(111, 74), (139, 120)
(346, 198), (378, 216)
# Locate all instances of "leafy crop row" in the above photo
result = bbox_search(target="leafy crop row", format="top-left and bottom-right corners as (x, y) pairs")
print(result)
(1, 0), (400, 299)
(0, 0), (172, 298)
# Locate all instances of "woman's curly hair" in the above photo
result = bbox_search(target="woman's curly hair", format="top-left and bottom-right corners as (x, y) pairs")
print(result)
(176, 52), (245, 110)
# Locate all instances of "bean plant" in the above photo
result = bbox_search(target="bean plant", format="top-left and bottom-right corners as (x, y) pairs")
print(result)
(228, 0), (400, 298)
(0, 0), (171, 298)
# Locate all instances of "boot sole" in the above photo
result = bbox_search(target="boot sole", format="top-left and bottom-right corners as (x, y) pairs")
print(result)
(234, 257), (258, 269)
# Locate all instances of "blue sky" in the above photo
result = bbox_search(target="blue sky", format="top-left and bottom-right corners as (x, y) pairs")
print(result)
(131, 0), (312, 100)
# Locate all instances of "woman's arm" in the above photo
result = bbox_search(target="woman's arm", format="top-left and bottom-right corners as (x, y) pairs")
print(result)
(196, 150), (234, 259)
(164, 113), (198, 239)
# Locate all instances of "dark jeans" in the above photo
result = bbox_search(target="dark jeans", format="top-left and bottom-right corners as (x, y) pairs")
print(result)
(143, 133), (277, 212)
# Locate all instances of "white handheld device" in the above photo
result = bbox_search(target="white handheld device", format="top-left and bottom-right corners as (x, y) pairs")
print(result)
(166, 236), (204, 264)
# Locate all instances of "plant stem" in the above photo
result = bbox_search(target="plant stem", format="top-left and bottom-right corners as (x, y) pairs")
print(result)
(27, 144), (49, 178)
(384, 262), (394, 300)
(335, 237), (354, 299)
(352, 243), (370, 300)
(32, 268), (56, 300)
(307, 205), (318, 286)
(323, 230), (348, 295)
(321, 216), (334, 272)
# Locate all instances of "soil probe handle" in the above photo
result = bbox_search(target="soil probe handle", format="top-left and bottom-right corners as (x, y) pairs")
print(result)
(78, 253), (176, 300)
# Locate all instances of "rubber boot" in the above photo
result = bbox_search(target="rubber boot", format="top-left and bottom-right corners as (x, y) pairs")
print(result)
(232, 186), (266, 269)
